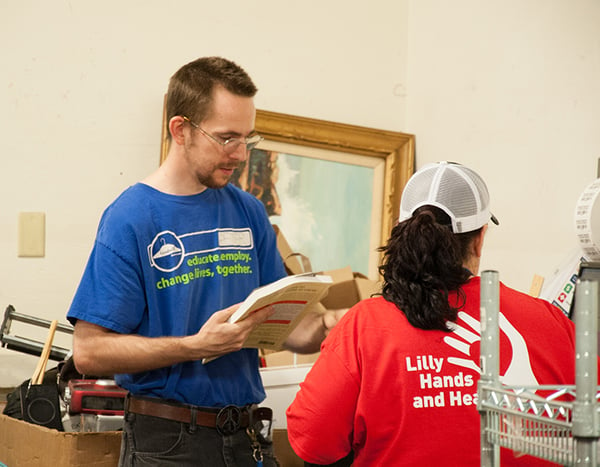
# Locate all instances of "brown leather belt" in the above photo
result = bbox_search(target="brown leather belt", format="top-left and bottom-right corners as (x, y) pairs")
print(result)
(127, 396), (273, 435)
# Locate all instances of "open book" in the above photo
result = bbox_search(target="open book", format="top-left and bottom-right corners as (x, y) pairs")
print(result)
(203, 273), (333, 363)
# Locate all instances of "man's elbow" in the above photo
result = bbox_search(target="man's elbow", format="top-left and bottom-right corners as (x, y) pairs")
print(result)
(71, 344), (99, 376)
(71, 321), (115, 377)
(71, 334), (112, 377)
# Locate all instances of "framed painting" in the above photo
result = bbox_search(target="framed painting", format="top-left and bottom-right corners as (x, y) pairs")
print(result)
(160, 108), (415, 279)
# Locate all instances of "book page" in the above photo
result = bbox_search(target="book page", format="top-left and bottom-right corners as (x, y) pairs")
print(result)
(243, 301), (307, 348)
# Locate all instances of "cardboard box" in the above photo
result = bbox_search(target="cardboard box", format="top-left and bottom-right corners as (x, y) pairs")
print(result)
(0, 416), (299, 467)
(263, 266), (381, 368)
(0, 414), (121, 467)
(263, 350), (320, 367)
(273, 428), (303, 467)
(320, 268), (381, 310)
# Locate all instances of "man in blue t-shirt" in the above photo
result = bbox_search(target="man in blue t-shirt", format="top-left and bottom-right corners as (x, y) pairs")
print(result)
(67, 56), (333, 467)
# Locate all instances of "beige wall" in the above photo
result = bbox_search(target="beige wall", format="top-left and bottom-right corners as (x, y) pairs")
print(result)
(1, 0), (599, 384)
(406, 1), (600, 294)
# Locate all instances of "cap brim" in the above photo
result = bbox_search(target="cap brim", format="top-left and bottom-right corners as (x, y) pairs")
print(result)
(490, 213), (499, 226)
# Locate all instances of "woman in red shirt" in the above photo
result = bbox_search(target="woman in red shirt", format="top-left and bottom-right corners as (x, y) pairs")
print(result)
(287, 161), (580, 466)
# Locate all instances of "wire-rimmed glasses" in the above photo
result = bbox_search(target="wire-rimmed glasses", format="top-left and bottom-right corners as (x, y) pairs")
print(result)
(182, 116), (263, 155)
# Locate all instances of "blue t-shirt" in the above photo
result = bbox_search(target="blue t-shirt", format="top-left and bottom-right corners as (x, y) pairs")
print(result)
(67, 183), (287, 407)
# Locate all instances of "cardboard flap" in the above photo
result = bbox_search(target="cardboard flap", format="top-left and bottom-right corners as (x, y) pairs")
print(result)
(355, 277), (381, 300)
(0, 414), (121, 467)
(324, 265), (354, 283)
(320, 280), (361, 309)
(319, 266), (381, 310)
(272, 225), (312, 275)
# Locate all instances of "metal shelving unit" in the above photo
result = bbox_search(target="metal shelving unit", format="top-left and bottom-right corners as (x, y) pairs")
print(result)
(478, 270), (600, 466)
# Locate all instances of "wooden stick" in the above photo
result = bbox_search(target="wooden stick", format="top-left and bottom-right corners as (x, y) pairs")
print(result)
(529, 274), (545, 298)
(31, 320), (58, 385)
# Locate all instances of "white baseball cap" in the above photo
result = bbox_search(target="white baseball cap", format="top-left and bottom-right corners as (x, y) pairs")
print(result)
(399, 161), (499, 233)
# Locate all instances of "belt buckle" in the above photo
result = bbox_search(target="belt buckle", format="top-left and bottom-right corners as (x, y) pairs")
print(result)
(216, 405), (242, 435)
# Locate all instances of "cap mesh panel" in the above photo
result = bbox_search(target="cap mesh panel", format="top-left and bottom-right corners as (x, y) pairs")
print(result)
(435, 170), (478, 220)
(399, 162), (493, 233)
(402, 169), (436, 213)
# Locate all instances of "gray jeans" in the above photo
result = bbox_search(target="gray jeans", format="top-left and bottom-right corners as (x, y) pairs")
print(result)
(118, 411), (279, 467)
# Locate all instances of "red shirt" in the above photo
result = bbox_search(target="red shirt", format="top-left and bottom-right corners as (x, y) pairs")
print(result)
(287, 277), (583, 466)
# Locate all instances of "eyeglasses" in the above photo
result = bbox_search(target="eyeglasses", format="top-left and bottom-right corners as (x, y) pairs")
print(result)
(182, 116), (263, 155)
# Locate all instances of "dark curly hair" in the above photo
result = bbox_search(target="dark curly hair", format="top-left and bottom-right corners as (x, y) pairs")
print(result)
(378, 206), (481, 331)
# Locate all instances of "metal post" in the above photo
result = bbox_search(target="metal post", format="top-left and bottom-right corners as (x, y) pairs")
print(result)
(573, 279), (599, 465)
(479, 270), (500, 467)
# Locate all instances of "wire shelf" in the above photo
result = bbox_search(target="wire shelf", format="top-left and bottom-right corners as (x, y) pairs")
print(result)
(479, 385), (584, 464)
(478, 272), (600, 466)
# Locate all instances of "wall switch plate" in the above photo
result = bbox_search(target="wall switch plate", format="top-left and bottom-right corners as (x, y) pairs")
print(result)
(18, 212), (46, 257)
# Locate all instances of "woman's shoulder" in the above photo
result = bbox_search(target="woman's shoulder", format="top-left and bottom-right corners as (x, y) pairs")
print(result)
(340, 296), (405, 326)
